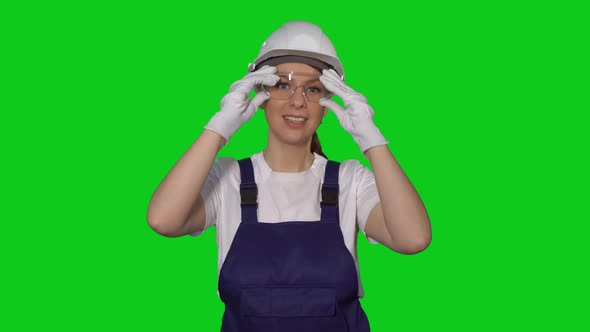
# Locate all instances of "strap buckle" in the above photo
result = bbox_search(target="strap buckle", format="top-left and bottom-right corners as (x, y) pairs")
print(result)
(240, 183), (258, 206)
(321, 184), (339, 205)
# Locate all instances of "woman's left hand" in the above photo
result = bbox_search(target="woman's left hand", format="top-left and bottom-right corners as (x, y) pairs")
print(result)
(319, 69), (389, 154)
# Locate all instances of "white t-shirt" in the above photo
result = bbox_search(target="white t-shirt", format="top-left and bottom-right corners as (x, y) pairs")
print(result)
(192, 151), (380, 298)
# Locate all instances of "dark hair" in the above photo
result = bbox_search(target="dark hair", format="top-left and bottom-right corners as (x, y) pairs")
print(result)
(311, 131), (327, 159)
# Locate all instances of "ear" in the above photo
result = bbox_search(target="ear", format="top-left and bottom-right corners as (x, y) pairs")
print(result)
(323, 107), (327, 117)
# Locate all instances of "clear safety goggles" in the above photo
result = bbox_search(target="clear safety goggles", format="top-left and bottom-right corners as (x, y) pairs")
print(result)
(261, 72), (330, 103)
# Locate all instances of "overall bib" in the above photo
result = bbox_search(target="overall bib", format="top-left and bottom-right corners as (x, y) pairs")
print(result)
(218, 158), (371, 332)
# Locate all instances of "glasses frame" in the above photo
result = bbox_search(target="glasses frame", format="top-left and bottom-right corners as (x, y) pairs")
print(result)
(261, 72), (330, 103)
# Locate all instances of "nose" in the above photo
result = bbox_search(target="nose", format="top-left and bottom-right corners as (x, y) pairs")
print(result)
(289, 86), (307, 109)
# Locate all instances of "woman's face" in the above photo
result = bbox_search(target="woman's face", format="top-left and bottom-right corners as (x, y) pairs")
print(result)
(262, 62), (328, 146)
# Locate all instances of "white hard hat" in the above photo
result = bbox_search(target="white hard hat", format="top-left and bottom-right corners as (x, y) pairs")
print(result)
(248, 21), (345, 80)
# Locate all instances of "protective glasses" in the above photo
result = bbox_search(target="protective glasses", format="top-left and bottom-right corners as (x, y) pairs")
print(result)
(262, 72), (330, 103)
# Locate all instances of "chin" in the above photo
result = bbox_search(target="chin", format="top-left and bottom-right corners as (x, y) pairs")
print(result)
(269, 129), (313, 146)
(279, 135), (311, 146)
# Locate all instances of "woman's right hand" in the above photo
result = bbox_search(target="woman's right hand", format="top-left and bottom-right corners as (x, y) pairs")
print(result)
(205, 66), (280, 143)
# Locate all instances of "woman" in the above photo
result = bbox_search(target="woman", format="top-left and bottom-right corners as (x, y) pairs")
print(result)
(147, 21), (431, 332)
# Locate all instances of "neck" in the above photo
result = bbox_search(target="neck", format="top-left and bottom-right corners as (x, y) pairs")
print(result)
(263, 140), (315, 173)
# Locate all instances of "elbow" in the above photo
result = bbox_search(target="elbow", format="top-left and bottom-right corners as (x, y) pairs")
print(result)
(394, 234), (432, 255)
(146, 214), (184, 238)
(397, 217), (432, 255)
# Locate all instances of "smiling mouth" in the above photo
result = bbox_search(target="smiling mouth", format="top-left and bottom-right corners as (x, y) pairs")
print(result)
(283, 116), (307, 123)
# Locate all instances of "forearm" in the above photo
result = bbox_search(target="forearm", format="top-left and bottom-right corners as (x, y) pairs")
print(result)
(147, 129), (226, 235)
(365, 145), (432, 251)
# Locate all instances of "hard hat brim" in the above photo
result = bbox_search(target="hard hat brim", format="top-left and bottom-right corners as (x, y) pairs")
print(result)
(250, 49), (344, 80)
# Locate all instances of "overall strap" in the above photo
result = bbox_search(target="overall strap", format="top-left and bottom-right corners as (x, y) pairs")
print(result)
(237, 158), (258, 224)
(320, 160), (341, 224)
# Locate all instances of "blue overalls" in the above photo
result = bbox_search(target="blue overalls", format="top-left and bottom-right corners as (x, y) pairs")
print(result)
(218, 157), (371, 332)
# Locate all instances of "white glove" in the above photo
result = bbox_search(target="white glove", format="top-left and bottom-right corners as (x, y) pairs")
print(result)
(205, 66), (280, 143)
(319, 69), (389, 154)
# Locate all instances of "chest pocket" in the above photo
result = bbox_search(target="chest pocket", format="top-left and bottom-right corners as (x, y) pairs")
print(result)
(241, 286), (336, 317)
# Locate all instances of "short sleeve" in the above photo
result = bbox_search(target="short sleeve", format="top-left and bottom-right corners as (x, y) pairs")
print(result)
(190, 158), (227, 237)
(355, 162), (381, 244)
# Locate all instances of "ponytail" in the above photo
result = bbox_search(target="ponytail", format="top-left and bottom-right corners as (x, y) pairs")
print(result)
(310, 132), (327, 159)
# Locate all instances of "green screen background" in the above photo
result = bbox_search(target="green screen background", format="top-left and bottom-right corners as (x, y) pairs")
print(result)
(2, 1), (588, 331)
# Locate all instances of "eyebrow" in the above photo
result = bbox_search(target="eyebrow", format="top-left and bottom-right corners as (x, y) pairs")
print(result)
(276, 72), (321, 76)
(277, 76), (322, 85)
